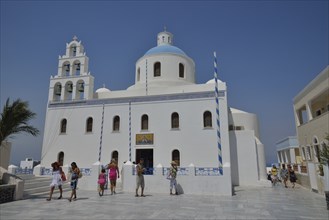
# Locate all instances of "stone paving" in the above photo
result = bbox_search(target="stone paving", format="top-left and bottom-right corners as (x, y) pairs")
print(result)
(1, 183), (328, 219)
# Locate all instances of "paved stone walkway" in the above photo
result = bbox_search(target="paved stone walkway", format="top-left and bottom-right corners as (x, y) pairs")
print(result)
(1, 184), (328, 219)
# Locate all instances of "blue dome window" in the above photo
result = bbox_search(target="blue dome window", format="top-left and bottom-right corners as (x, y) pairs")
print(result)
(145, 45), (186, 56)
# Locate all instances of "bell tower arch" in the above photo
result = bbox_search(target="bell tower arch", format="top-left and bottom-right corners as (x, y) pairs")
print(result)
(48, 36), (94, 102)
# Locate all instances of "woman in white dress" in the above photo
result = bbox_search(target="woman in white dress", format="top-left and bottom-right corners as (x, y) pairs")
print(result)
(46, 162), (63, 201)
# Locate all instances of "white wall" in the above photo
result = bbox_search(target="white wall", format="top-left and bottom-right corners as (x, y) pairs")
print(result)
(230, 130), (259, 186)
(122, 163), (232, 196)
(42, 93), (230, 169)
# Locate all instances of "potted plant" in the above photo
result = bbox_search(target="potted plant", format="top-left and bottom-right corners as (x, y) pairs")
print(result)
(319, 134), (329, 210)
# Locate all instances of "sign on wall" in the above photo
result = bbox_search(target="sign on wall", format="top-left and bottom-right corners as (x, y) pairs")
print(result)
(136, 133), (154, 145)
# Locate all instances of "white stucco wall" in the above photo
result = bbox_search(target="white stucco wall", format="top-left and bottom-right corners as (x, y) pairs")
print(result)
(41, 93), (230, 169)
(229, 130), (259, 186)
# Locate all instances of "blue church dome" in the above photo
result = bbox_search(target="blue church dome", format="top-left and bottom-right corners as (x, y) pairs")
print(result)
(145, 45), (186, 56)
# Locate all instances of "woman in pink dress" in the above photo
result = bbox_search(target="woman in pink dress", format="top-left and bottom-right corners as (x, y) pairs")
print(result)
(108, 159), (120, 195)
(97, 168), (106, 196)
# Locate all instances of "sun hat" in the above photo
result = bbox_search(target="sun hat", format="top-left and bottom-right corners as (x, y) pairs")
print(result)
(171, 161), (177, 165)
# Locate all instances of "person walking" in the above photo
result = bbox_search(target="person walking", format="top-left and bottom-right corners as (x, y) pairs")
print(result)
(98, 168), (106, 196)
(108, 159), (120, 195)
(135, 158), (145, 197)
(280, 164), (289, 188)
(68, 162), (80, 202)
(169, 161), (178, 195)
(288, 165), (297, 188)
(46, 162), (63, 201)
(271, 164), (278, 186)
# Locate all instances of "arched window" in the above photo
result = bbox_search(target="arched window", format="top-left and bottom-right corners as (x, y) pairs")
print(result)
(137, 68), (140, 81)
(65, 82), (73, 101)
(70, 45), (77, 57)
(62, 62), (70, 76)
(86, 117), (93, 133)
(313, 138), (320, 162)
(113, 116), (120, 131)
(171, 112), (179, 129)
(172, 149), (180, 166)
(76, 81), (85, 100)
(141, 114), (149, 130)
(179, 63), (184, 78)
(306, 146), (312, 160)
(58, 151), (64, 166)
(154, 62), (161, 77)
(54, 83), (62, 101)
(203, 111), (212, 128)
(73, 61), (81, 75)
(60, 119), (67, 134)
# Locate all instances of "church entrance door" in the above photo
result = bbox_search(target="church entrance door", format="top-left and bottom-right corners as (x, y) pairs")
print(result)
(136, 149), (153, 175)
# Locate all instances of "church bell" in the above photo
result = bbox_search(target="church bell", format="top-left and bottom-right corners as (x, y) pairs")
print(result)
(55, 84), (62, 96)
(75, 63), (80, 71)
(78, 82), (84, 92)
(67, 83), (73, 93)
(65, 64), (70, 72)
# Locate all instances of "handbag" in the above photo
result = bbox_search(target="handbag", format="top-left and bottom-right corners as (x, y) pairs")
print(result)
(61, 171), (67, 181)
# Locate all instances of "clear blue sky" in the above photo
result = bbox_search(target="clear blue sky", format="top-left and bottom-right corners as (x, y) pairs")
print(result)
(1, 0), (328, 166)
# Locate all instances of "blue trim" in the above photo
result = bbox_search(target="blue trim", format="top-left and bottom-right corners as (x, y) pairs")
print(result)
(15, 168), (33, 175)
(145, 45), (186, 56)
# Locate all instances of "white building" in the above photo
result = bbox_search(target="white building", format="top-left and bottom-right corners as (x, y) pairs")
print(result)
(20, 158), (40, 169)
(276, 136), (300, 165)
(293, 66), (329, 194)
(41, 31), (266, 194)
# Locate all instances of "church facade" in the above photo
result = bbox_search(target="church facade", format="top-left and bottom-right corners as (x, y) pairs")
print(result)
(41, 31), (266, 192)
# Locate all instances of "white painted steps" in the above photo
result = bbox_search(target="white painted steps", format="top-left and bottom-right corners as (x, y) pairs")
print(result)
(17, 174), (71, 198)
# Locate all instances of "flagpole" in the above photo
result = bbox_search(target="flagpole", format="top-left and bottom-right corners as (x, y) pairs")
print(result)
(98, 103), (105, 162)
(214, 51), (223, 175)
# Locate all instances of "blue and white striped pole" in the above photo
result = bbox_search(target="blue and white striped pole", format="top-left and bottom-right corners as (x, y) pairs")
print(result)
(129, 101), (132, 162)
(214, 51), (223, 175)
(146, 59), (148, 96)
(98, 103), (105, 162)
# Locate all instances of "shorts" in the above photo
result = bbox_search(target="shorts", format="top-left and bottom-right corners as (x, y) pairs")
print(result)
(136, 175), (144, 189)
(70, 180), (78, 189)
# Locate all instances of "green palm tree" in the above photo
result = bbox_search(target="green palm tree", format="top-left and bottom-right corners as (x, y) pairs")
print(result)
(0, 98), (39, 144)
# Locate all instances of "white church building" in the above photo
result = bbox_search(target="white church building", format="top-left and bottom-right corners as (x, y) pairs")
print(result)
(40, 31), (266, 195)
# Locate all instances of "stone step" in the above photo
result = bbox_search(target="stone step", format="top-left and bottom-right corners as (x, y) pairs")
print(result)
(24, 178), (52, 190)
(24, 182), (71, 198)
(16, 174), (35, 180)
(21, 175), (71, 199)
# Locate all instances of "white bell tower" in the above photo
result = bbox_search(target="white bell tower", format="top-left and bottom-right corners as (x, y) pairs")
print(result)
(48, 36), (94, 102)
